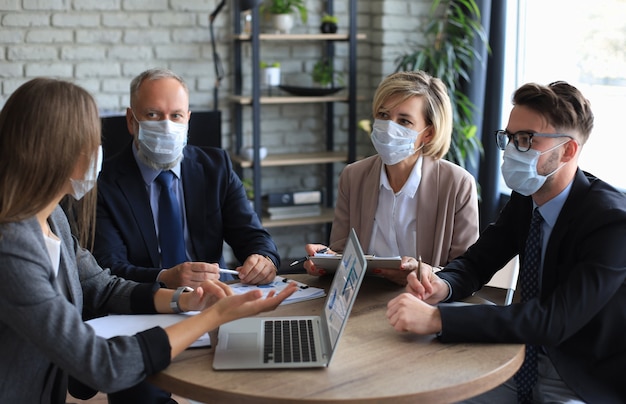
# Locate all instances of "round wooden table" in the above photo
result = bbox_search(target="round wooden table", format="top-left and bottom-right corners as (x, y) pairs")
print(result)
(149, 274), (524, 403)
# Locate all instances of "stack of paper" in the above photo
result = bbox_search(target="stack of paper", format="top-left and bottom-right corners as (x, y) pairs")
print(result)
(86, 313), (210, 347)
(229, 276), (326, 305)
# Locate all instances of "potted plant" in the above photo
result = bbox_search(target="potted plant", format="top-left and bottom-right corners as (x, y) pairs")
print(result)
(241, 178), (255, 209)
(311, 58), (343, 88)
(395, 0), (488, 170)
(260, 61), (281, 87)
(260, 0), (308, 34)
(320, 14), (338, 33)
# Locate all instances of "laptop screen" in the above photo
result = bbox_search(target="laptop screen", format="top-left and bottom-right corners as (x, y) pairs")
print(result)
(323, 229), (367, 350)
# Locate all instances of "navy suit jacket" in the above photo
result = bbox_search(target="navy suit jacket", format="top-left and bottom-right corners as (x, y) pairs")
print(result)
(94, 144), (279, 283)
(436, 170), (626, 403)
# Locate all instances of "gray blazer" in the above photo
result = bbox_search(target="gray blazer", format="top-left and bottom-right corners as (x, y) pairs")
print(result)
(0, 206), (171, 404)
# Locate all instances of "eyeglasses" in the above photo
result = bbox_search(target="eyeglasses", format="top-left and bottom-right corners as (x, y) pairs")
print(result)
(494, 130), (574, 152)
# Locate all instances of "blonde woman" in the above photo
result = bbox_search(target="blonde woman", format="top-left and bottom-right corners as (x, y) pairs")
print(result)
(305, 70), (479, 285)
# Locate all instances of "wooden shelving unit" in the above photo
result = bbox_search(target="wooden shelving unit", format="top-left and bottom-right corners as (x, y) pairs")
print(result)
(231, 0), (360, 229)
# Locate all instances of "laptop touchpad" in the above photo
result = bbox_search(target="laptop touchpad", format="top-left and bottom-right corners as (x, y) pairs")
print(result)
(226, 333), (258, 350)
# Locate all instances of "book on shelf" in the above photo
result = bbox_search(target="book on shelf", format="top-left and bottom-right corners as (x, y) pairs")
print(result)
(266, 189), (323, 207)
(265, 204), (322, 220)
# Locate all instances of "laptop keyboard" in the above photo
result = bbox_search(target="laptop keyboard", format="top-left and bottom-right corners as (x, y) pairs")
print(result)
(263, 319), (318, 363)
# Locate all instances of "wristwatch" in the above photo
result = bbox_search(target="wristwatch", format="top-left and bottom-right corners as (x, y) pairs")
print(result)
(170, 286), (193, 314)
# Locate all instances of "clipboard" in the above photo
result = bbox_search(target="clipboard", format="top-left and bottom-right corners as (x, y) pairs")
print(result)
(309, 253), (402, 272)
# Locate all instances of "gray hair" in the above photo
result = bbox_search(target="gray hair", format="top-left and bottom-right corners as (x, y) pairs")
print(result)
(129, 68), (189, 108)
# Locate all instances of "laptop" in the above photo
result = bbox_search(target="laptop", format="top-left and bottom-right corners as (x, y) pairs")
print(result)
(213, 228), (367, 370)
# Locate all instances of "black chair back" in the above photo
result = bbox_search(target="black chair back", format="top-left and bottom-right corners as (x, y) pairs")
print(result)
(100, 110), (222, 160)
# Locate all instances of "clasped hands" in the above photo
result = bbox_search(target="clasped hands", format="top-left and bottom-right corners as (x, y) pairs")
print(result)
(159, 253), (277, 288)
(386, 263), (449, 335)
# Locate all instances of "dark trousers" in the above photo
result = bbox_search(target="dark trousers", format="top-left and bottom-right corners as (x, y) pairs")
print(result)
(107, 381), (177, 404)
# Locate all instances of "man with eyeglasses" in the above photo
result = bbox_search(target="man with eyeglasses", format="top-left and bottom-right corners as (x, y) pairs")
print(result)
(386, 81), (626, 403)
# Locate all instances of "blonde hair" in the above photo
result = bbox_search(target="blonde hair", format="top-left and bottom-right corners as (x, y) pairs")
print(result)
(372, 71), (453, 159)
(0, 78), (101, 247)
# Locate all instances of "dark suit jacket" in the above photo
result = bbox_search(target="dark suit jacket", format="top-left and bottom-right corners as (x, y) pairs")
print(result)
(436, 170), (626, 403)
(94, 144), (279, 283)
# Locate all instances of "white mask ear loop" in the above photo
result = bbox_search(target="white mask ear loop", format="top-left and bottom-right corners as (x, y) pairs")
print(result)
(414, 126), (430, 153)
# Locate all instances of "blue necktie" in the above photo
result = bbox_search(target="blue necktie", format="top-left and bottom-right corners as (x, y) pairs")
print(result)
(514, 208), (543, 403)
(155, 171), (186, 268)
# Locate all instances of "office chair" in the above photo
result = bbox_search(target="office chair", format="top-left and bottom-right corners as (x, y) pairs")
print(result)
(100, 111), (222, 160)
(483, 256), (520, 305)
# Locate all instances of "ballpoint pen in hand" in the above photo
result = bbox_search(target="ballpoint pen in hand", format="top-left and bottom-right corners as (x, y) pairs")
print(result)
(289, 247), (329, 267)
(416, 255), (422, 282)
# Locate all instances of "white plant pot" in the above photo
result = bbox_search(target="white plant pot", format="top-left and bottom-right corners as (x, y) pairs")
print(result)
(272, 14), (294, 34)
(241, 146), (268, 161)
(262, 67), (281, 87)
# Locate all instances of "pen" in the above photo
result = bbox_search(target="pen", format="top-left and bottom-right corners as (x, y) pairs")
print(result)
(289, 247), (329, 267)
(416, 255), (422, 282)
(282, 277), (309, 289)
(219, 268), (239, 275)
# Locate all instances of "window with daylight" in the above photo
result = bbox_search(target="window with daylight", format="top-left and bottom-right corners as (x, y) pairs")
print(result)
(500, 0), (626, 192)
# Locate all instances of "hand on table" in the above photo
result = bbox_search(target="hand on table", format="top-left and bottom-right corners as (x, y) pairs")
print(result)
(386, 292), (442, 335)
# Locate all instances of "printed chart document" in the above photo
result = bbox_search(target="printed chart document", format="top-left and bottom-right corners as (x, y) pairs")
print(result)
(86, 313), (210, 347)
(310, 253), (402, 272)
(229, 276), (326, 305)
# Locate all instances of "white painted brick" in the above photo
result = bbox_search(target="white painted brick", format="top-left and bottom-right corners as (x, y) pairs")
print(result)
(52, 13), (100, 27)
(61, 45), (105, 60)
(94, 92), (123, 110)
(26, 29), (73, 43)
(7, 45), (58, 60)
(123, 29), (170, 45)
(169, 61), (211, 75)
(172, 28), (211, 43)
(24, 0), (69, 10)
(122, 0), (167, 11)
(151, 12), (195, 27)
(0, 29), (24, 43)
(75, 61), (121, 77)
(2, 13), (51, 27)
(74, 0), (120, 11)
(73, 78), (101, 93)
(0, 0), (20, 11)
(25, 62), (72, 77)
(170, 0), (213, 12)
(2, 78), (29, 95)
(102, 12), (149, 27)
(155, 45), (201, 60)
(102, 78), (129, 92)
(0, 62), (23, 77)
(76, 29), (122, 44)
(107, 45), (153, 60)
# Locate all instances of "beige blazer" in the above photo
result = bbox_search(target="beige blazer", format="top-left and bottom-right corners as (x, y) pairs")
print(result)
(329, 155), (479, 267)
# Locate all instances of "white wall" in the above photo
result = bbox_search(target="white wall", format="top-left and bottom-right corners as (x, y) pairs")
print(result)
(0, 0), (430, 260)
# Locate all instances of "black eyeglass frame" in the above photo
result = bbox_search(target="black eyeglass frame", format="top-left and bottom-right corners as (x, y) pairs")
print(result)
(494, 130), (574, 152)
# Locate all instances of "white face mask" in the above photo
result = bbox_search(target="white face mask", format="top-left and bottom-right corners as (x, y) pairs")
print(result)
(370, 119), (427, 165)
(70, 145), (102, 200)
(134, 114), (188, 165)
(501, 141), (567, 196)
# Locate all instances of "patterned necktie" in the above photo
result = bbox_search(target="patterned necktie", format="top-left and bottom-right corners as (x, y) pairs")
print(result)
(514, 208), (544, 403)
(155, 171), (187, 268)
